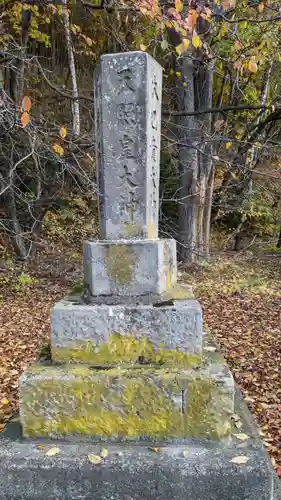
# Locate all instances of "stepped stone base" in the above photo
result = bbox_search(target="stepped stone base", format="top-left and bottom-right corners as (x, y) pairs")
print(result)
(51, 285), (203, 365)
(1, 391), (280, 500)
(83, 238), (177, 296)
(19, 361), (233, 440)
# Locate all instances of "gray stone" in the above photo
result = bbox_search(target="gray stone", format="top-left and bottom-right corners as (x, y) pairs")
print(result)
(83, 238), (177, 296)
(0, 390), (280, 500)
(94, 51), (162, 240)
(51, 295), (203, 364)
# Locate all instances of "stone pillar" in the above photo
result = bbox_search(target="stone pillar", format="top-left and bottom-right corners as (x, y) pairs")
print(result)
(84, 51), (177, 298)
(94, 51), (162, 241)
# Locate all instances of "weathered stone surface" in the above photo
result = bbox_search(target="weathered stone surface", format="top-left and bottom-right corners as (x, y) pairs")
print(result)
(20, 364), (233, 439)
(82, 282), (194, 305)
(1, 390), (278, 500)
(94, 51), (162, 240)
(51, 294), (203, 364)
(83, 238), (177, 296)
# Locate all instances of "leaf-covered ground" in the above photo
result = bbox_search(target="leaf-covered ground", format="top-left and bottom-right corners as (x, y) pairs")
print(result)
(0, 249), (281, 474)
(185, 255), (281, 473)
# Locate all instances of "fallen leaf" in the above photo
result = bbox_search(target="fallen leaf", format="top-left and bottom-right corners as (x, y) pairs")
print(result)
(45, 447), (60, 457)
(204, 346), (216, 352)
(88, 454), (102, 465)
(149, 447), (161, 453)
(225, 142), (232, 150)
(183, 449), (188, 457)
(140, 44), (147, 52)
(100, 448), (108, 459)
(233, 433), (249, 440)
(258, 2), (264, 12)
(1, 398), (9, 405)
(276, 467), (281, 477)
(230, 456), (249, 464)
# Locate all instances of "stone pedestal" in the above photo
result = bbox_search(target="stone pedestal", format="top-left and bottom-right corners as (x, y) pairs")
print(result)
(83, 238), (177, 296)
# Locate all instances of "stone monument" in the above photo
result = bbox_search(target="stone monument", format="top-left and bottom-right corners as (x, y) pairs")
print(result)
(0, 52), (280, 500)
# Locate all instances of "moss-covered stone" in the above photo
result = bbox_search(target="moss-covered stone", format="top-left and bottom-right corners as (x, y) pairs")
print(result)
(20, 364), (232, 440)
(52, 333), (201, 367)
(104, 245), (136, 285)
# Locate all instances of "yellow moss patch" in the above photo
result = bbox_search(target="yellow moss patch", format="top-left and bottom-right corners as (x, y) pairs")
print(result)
(147, 220), (156, 239)
(122, 222), (142, 238)
(52, 333), (201, 368)
(104, 245), (136, 285)
(162, 284), (194, 301)
(21, 365), (232, 440)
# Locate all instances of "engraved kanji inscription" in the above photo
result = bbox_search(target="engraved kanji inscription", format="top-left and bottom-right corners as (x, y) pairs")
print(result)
(117, 103), (137, 127)
(117, 67), (136, 94)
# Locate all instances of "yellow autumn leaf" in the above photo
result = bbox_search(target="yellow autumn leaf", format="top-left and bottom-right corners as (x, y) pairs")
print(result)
(84, 36), (93, 46)
(225, 142), (232, 149)
(233, 433), (249, 440)
(100, 448), (108, 459)
(149, 447), (161, 453)
(59, 127), (67, 139)
(88, 454), (102, 465)
(175, 39), (190, 55)
(140, 44), (147, 52)
(183, 449), (188, 457)
(52, 143), (64, 156)
(258, 2), (264, 12)
(248, 60), (258, 73)
(175, 71), (181, 77)
(1, 398), (9, 405)
(45, 447), (60, 457)
(230, 455), (249, 464)
(175, 0), (183, 13)
(192, 34), (201, 49)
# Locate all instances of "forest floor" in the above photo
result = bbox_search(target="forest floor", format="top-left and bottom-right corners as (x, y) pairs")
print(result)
(0, 237), (281, 473)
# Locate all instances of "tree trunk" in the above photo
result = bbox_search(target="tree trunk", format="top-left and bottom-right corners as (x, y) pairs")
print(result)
(177, 57), (199, 263)
(277, 227), (281, 248)
(62, 0), (80, 137)
(195, 59), (213, 258)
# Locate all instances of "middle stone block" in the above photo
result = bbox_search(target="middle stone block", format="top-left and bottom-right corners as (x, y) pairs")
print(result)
(84, 238), (177, 297)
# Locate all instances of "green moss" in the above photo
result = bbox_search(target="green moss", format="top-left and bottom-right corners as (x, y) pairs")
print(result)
(38, 342), (52, 362)
(104, 245), (136, 285)
(21, 365), (232, 440)
(52, 333), (201, 368)
(69, 279), (85, 296)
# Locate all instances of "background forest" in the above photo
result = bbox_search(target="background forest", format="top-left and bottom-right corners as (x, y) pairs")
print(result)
(1, 0), (281, 264)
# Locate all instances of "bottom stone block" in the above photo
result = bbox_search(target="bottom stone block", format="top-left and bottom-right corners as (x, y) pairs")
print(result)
(1, 391), (279, 500)
(20, 365), (233, 440)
